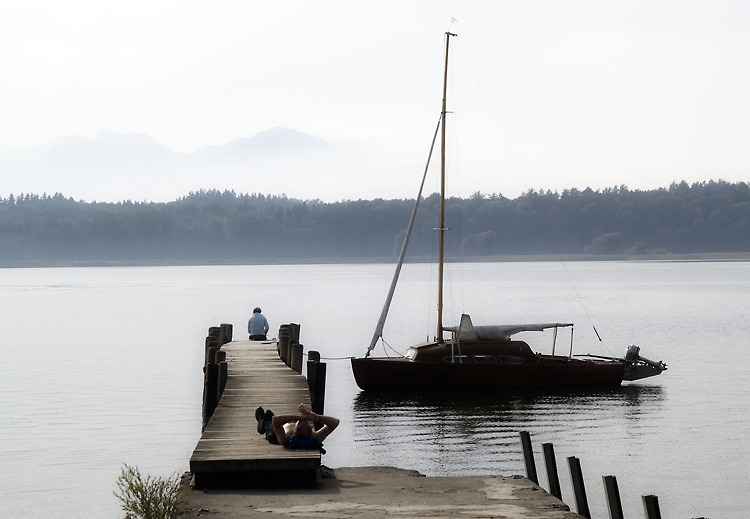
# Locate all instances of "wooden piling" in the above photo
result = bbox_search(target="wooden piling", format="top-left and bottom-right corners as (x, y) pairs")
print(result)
(218, 361), (228, 395)
(279, 326), (291, 364)
(219, 323), (233, 345)
(205, 336), (219, 363)
(290, 342), (304, 374)
(567, 456), (591, 519)
(311, 363), (326, 417)
(290, 323), (300, 343)
(307, 351), (320, 400)
(202, 329), (223, 431)
(306, 350), (326, 429)
(642, 494), (662, 519)
(202, 359), (220, 431)
(519, 431), (538, 485)
(542, 442), (562, 500)
(602, 475), (624, 519)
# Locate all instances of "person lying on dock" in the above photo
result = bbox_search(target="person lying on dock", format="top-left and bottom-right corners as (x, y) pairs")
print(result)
(255, 404), (339, 452)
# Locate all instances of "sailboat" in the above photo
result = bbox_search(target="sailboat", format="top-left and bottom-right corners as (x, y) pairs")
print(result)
(350, 33), (667, 391)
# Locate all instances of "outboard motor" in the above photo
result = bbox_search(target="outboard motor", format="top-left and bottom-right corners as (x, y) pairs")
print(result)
(624, 344), (640, 362)
(623, 345), (668, 381)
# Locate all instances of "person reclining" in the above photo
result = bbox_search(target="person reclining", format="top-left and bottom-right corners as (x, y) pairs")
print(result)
(256, 403), (339, 452)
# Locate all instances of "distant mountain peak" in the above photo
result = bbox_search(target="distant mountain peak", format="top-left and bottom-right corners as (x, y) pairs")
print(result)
(223, 127), (332, 154)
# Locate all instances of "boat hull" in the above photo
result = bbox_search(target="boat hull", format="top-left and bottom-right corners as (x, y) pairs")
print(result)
(351, 355), (625, 391)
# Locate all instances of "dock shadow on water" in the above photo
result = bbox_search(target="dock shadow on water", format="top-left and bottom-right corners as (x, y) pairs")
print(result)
(350, 385), (665, 477)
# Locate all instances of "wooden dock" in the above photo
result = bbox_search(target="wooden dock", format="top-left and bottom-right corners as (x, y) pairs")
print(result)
(190, 339), (321, 488)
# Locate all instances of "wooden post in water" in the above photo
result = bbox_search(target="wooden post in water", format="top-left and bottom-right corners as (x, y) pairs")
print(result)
(208, 326), (221, 346)
(202, 334), (221, 431)
(218, 360), (228, 395)
(290, 323), (300, 343)
(642, 494), (662, 519)
(290, 342), (304, 374)
(278, 325), (291, 365)
(312, 362), (326, 421)
(519, 431), (538, 484)
(542, 442), (562, 500)
(219, 323), (233, 345)
(567, 456), (591, 519)
(602, 475), (624, 519)
(306, 350), (327, 430)
(310, 356), (326, 413)
(307, 350), (320, 399)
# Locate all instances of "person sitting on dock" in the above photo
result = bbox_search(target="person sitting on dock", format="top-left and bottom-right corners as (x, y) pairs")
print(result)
(247, 307), (269, 340)
(255, 404), (339, 452)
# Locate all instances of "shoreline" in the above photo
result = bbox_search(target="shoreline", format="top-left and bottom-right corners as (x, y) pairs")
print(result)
(178, 466), (581, 519)
(2, 251), (750, 269)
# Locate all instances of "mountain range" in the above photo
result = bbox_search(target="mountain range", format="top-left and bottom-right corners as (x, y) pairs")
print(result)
(0, 128), (348, 202)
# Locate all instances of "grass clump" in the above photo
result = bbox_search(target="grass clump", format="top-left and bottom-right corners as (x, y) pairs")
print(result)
(114, 464), (187, 519)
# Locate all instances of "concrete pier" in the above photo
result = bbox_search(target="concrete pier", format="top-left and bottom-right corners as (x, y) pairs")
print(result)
(179, 466), (581, 518)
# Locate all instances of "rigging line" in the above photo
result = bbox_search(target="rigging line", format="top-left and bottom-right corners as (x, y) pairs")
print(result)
(455, 38), (524, 192)
(381, 337), (406, 358)
(303, 353), (353, 361)
(455, 38), (610, 352)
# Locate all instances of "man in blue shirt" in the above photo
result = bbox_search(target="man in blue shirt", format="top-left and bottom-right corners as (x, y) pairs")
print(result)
(248, 307), (269, 340)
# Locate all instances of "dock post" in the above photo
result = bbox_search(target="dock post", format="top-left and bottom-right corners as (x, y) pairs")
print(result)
(202, 335), (221, 431)
(313, 362), (326, 417)
(208, 326), (221, 346)
(313, 368), (326, 416)
(220, 323), (233, 345)
(290, 342), (304, 374)
(307, 350), (326, 428)
(567, 456), (591, 519)
(307, 350), (320, 398)
(218, 361), (228, 395)
(205, 336), (220, 364)
(279, 325), (291, 364)
(290, 323), (300, 343)
(542, 442), (562, 500)
(642, 494), (662, 519)
(602, 475), (624, 519)
(519, 431), (538, 484)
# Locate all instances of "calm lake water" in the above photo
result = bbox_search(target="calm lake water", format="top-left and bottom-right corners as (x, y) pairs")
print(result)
(1, 261), (748, 518)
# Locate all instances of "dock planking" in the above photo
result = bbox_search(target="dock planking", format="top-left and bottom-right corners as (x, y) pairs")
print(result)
(190, 339), (320, 488)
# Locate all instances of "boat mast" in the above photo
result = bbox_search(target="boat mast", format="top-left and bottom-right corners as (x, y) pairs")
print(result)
(437, 32), (455, 342)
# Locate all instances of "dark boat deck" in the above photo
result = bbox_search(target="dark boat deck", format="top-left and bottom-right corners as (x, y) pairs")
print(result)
(189, 340), (319, 488)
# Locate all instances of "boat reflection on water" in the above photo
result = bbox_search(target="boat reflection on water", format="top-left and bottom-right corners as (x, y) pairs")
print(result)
(350, 385), (665, 478)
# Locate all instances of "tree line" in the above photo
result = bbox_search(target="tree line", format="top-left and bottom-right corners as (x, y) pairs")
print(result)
(1, 180), (749, 263)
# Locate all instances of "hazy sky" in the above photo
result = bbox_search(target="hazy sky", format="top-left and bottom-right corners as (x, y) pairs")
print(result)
(2, 1), (749, 201)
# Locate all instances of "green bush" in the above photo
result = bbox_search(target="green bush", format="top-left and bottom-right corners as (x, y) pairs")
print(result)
(114, 464), (187, 519)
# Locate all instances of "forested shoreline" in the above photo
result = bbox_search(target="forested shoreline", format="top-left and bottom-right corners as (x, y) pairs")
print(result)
(1, 180), (749, 264)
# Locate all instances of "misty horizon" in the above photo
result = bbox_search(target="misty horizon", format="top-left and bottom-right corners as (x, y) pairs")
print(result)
(2, 127), (745, 205)
(3, 3), (749, 206)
